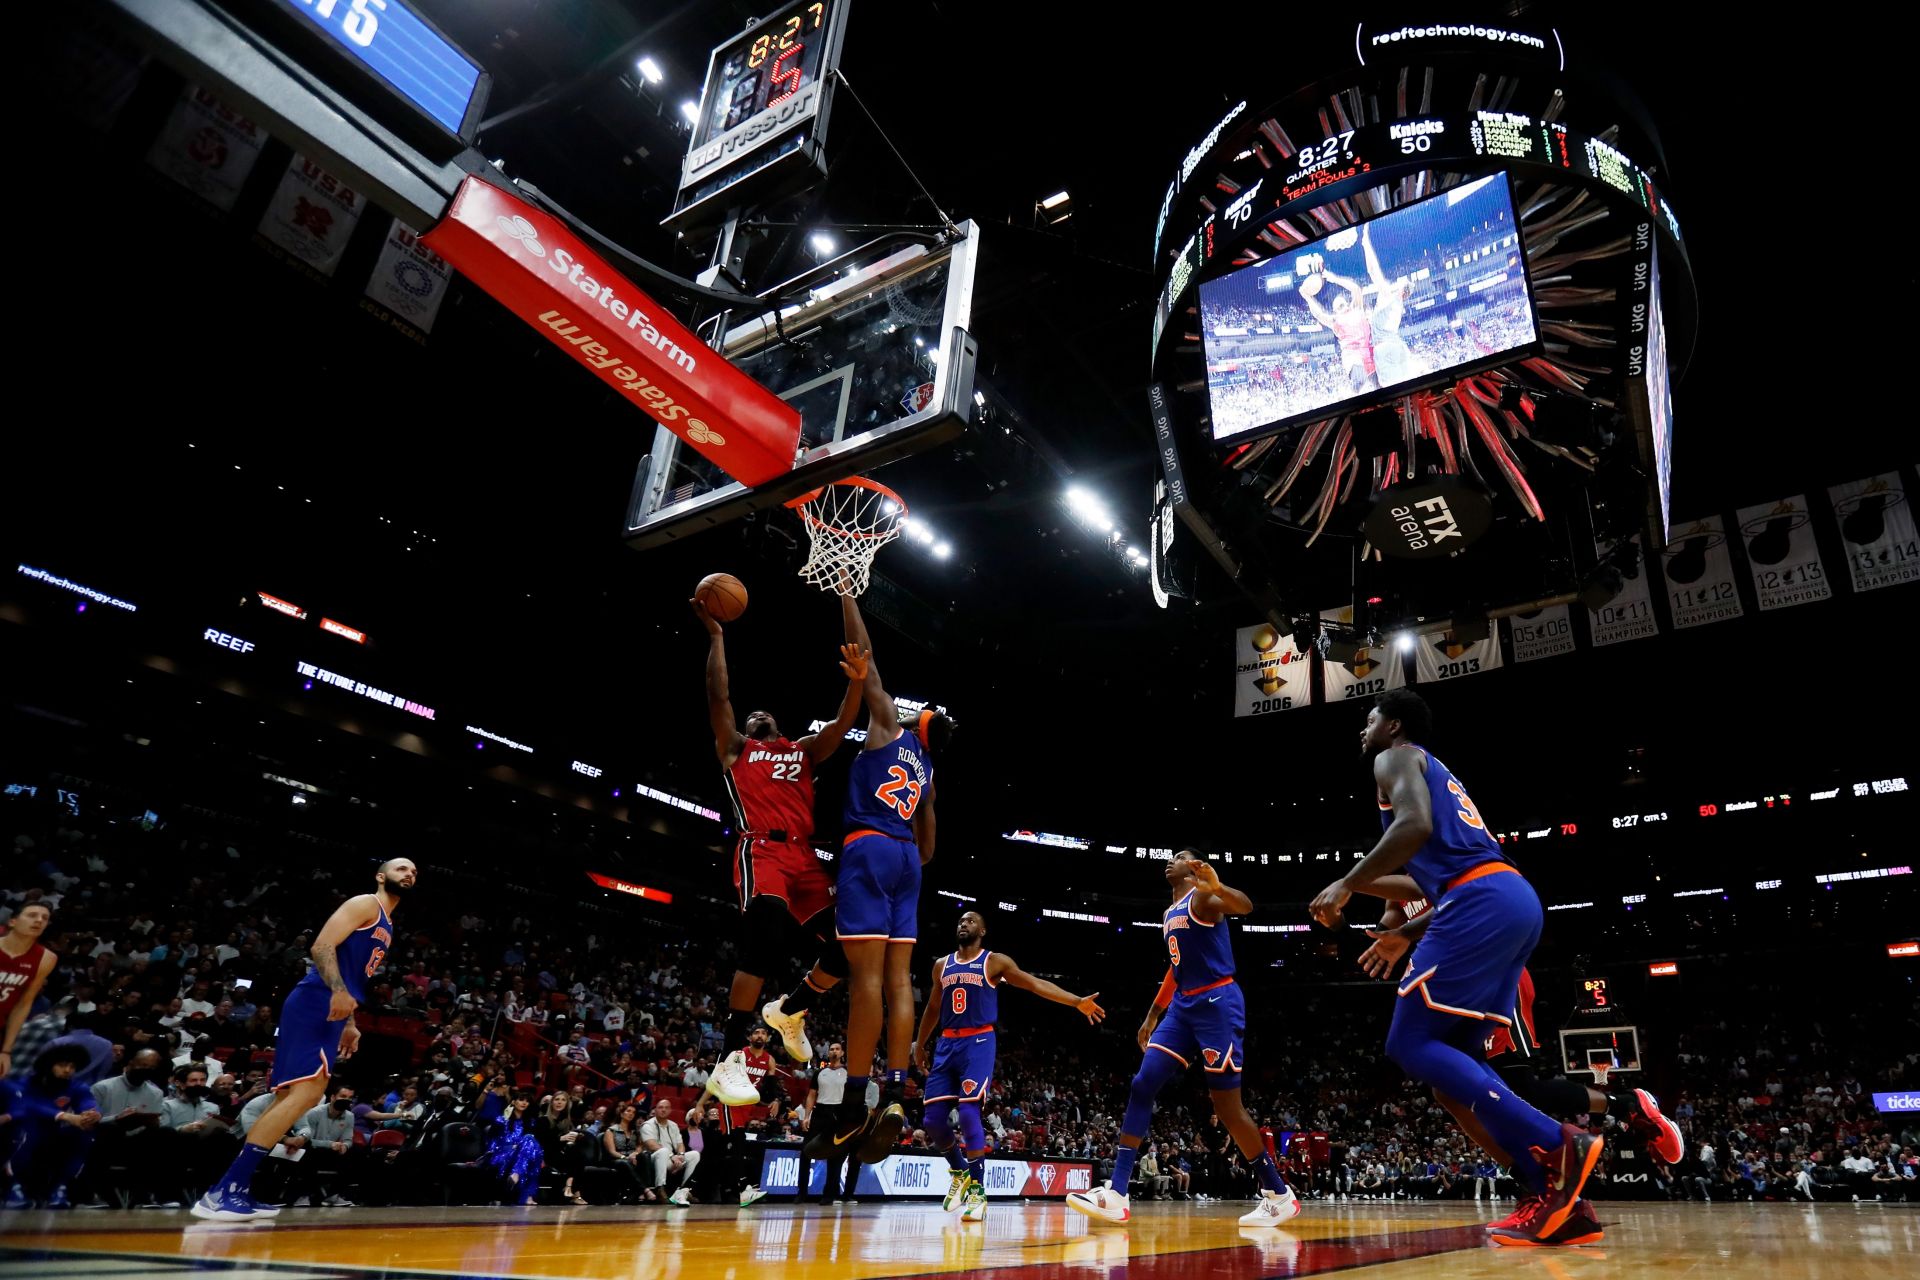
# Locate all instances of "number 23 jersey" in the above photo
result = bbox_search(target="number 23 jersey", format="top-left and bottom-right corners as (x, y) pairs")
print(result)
(844, 728), (932, 841)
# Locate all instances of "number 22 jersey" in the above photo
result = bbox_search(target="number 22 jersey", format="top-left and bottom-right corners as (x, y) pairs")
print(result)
(844, 728), (932, 841)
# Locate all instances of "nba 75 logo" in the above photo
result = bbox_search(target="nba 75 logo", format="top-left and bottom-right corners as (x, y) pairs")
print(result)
(1035, 1163), (1057, 1194)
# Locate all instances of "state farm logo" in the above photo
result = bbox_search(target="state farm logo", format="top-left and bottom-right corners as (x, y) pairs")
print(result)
(497, 214), (545, 257)
(687, 421), (727, 447)
(1035, 1163), (1057, 1193)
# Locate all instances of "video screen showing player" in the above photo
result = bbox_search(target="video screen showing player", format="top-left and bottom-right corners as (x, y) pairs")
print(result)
(1198, 174), (1538, 442)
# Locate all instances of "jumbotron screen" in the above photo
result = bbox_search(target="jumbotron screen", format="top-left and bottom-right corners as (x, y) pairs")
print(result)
(1198, 174), (1539, 442)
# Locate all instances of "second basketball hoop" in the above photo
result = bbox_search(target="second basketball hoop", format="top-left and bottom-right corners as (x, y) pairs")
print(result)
(787, 477), (908, 597)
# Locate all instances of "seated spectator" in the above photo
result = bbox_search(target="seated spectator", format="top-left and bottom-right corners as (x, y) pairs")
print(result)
(88, 1047), (175, 1207)
(536, 1091), (589, 1205)
(2, 1044), (101, 1208)
(602, 1103), (654, 1203)
(287, 1083), (361, 1208)
(640, 1097), (700, 1205)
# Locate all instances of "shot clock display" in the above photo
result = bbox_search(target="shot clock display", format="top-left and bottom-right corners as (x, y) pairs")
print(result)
(672, 0), (851, 227)
(1576, 976), (1612, 1013)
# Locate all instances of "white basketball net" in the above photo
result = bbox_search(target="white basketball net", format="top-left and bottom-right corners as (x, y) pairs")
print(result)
(791, 479), (907, 597)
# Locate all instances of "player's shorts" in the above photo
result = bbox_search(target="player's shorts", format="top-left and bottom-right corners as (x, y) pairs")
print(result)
(1484, 965), (1539, 1061)
(270, 980), (345, 1088)
(835, 830), (920, 943)
(925, 1028), (995, 1104)
(734, 835), (835, 926)
(1394, 864), (1541, 1036)
(1148, 978), (1245, 1091)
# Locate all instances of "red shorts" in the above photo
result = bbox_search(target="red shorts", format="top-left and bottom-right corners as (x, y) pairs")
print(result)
(733, 835), (834, 925)
(1484, 966), (1539, 1060)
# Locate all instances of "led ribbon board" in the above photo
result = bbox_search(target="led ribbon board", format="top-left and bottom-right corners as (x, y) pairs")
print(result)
(423, 178), (801, 486)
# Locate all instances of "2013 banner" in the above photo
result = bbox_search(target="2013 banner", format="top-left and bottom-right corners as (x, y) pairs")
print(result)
(1412, 630), (1503, 683)
(1234, 624), (1311, 717)
(1829, 473), (1919, 594)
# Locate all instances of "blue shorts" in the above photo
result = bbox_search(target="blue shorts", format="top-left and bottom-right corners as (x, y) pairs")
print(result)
(270, 981), (348, 1088)
(1395, 866), (1541, 1033)
(925, 1030), (995, 1103)
(1148, 980), (1245, 1091)
(835, 831), (920, 943)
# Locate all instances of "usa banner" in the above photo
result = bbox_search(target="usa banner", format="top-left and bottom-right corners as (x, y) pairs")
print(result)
(1660, 516), (1746, 629)
(1735, 496), (1832, 610)
(146, 84), (264, 212)
(256, 154), (366, 277)
(1829, 473), (1919, 593)
(363, 218), (454, 336)
(1412, 631), (1503, 683)
(1588, 537), (1659, 646)
(1508, 605), (1576, 662)
(1234, 624), (1311, 717)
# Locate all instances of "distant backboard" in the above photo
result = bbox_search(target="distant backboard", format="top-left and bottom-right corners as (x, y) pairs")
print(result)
(624, 222), (979, 549)
(1558, 1025), (1641, 1080)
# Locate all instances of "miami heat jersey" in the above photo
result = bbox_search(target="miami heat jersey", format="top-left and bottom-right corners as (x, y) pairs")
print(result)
(724, 1045), (774, 1128)
(0, 942), (46, 1013)
(293, 900), (391, 1003)
(725, 736), (815, 839)
(938, 950), (999, 1030)
(1163, 889), (1234, 992)
(1378, 745), (1506, 904)
(844, 730), (932, 842)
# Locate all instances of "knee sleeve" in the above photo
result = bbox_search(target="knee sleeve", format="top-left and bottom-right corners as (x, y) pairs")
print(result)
(1123, 1048), (1183, 1138)
(956, 1102), (987, 1155)
(738, 896), (793, 977)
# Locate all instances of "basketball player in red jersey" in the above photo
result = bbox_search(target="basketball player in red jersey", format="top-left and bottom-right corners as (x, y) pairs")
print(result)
(1301, 269), (1378, 393)
(693, 590), (868, 1112)
(0, 903), (57, 1078)
(725, 1024), (779, 1207)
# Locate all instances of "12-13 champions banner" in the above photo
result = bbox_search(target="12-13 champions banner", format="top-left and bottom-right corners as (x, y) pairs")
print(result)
(1412, 631), (1502, 683)
(1234, 624), (1311, 716)
(757, 1146), (1093, 1199)
(1829, 473), (1919, 594)
(1736, 495), (1832, 610)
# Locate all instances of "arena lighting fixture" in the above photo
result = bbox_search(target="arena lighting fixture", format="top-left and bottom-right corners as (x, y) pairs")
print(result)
(810, 232), (837, 255)
(933, 542), (952, 559)
(637, 56), (663, 84)
(679, 100), (699, 123)
(1394, 632), (1414, 652)
(1040, 190), (1071, 210)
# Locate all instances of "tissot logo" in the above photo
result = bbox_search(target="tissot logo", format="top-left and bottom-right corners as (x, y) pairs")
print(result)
(687, 84), (821, 178)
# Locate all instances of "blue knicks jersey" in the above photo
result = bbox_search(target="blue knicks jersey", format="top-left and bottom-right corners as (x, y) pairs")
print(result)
(1379, 746), (1506, 904)
(938, 950), (999, 1029)
(1164, 889), (1234, 992)
(845, 729), (933, 841)
(295, 898), (392, 1003)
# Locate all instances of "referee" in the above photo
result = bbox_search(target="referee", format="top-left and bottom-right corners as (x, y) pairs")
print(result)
(800, 1043), (853, 1204)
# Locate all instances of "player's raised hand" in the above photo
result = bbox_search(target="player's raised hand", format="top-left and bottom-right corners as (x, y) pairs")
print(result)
(839, 642), (869, 682)
(1357, 929), (1411, 979)
(1309, 878), (1351, 929)
(1075, 993), (1105, 1024)
(689, 596), (721, 634)
(1187, 858), (1223, 895)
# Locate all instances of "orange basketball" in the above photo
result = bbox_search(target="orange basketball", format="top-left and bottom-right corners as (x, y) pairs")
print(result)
(696, 572), (748, 622)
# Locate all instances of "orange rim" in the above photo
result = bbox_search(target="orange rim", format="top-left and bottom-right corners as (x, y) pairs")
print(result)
(784, 475), (909, 540)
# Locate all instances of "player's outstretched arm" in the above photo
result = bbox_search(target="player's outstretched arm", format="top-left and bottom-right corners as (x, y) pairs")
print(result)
(1185, 858), (1253, 920)
(1311, 750), (1433, 927)
(912, 956), (947, 1072)
(989, 953), (1105, 1024)
(1361, 222), (1391, 291)
(841, 591), (900, 748)
(1347, 873), (1425, 903)
(1358, 908), (1435, 980)
(800, 642), (869, 764)
(1321, 269), (1367, 300)
(310, 894), (381, 1021)
(694, 598), (746, 767)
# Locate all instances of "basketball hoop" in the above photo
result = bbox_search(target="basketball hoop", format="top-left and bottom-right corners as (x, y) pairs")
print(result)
(786, 476), (908, 597)
(1589, 1063), (1611, 1088)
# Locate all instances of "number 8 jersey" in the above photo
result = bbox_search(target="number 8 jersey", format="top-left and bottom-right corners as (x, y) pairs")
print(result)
(844, 728), (932, 842)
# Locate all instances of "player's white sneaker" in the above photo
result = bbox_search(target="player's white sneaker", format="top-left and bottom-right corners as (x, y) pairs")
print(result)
(705, 1050), (760, 1106)
(942, 1170), (974, 1212)
(761, 997), (813, 1063)
(1066, 1182), (1130, 1224)
(739, 1185), (768, 1208)
(1238, 1189), (1302, 1227)
(961, 1186), (986, 1223)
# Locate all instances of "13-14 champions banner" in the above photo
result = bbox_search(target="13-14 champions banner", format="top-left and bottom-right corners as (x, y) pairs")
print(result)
(757, 1147), (1093, 1199)
(1829, 473), (1919, 593)
(1234, 624), (1311, 716)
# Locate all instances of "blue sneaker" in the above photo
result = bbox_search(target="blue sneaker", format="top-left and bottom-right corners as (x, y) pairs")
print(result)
(4, 1184), (31, 1210)
(190, 1187), (279, 1222)
(46, 1186), (73, 1210)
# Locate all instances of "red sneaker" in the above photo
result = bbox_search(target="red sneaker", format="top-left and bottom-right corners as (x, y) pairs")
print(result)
(1487, 1194), (1545, 1231)
(1530, 1123), (1603, 1239)
(1490, 1198), (1603, 1248)
(1629, 1088), (1685, 1165)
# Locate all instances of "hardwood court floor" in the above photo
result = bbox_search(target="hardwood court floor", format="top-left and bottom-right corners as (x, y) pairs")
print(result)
(2, 1198), (1914, 1279)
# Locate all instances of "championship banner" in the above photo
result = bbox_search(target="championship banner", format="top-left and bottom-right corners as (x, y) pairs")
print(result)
(1829, 473), (1919, 594)
(757, 1146), (1093, 1199)
(256, 154), (366, 277)
(146, 84), (265, 212)
(1234, 624), (1311, 717)
(1736, 496), (1832, 611)
(1412, 630), (1502, 683)
(1508, 605), (1575, 662)
(363, 218), (454, 335)
(1659, 516), (1745, 629)
(1317, 605), (1407, 704)
(1588, 537), (1659, 646)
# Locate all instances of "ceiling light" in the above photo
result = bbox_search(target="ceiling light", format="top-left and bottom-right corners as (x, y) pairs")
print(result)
(1040, 190), (1071, 210)
(679, 100), (700, 123)
(1395, 633), (1414, 652)
(637, 57), (663, 84)
(810, 232), (836, 255)
(933, 542), (952, 559)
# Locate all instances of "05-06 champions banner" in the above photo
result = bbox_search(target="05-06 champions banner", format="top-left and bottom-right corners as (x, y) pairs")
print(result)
(1829, 473), (1919, 594)
(1234, 624), (1312, 716)
(758, 1147), (1093, 1199)
(1508, 604), (1576, 662)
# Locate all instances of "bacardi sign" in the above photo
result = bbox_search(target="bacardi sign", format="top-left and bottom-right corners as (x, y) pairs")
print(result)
(423, 178), (800, 485)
